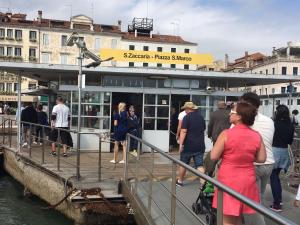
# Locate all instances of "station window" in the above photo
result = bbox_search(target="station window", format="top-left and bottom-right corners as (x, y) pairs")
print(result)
(271, 88), (275, 94)
(6, 83), (13, 92)
(272, 68), (275, 74)
(143, 78), (156, 88)
(157, 63), (162, 68)
(0, 28), (5, 38)
(0, 46), (4, 56)
(143, 46), (149, 51)
(281, 87), (286, 93)
(6, 47), (12, 56)
(13, 83), (18, 92)
(71, 91), (111, 129)
(129, 62), (134, 67)
(157, 47), (162, 52)
(0, 83), (4, 91)
(14, 47), (21, 56)
(94, 38), (101, 50)
(7, 29), (13, 39)
(266, 69), (268, 75)
(61, 35), (67, 46)
(29, 31), (37, 41)
(282, 67), (287, 75)
(184, 64), (189, 70)
(287, 99), (293, 105)
(43, 34), (49, 46)
(15, 30), (22, 40)
(293, 67), (298, 75)
(297, 99), (300, 105)
(184, 48), (190, 53)
(143, 63), (148, 67)
(171, 64), (176, 69)
(144, 94), (169, 130)
(129, 45), (135, 50)
(171, 48), (176, 53)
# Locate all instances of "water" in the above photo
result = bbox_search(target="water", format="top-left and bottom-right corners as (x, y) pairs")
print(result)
(0, 174), (73, 225)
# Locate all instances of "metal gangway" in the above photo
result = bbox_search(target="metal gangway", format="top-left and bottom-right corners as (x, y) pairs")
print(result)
(123, 134), (298, 225)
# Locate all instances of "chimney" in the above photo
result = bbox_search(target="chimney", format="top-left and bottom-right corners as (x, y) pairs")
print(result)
(225, 54), (229, 69)
(117, 20), (122, 31)
(37, 10), (42, 23)
(272, 47), (276, 56)
(6, 12), (12, 19)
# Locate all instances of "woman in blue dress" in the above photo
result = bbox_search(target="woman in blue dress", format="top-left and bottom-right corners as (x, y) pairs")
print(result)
(110, 102), (128, 163)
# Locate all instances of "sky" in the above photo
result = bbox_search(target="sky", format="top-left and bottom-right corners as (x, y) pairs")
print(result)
(1, 0), (300, 61)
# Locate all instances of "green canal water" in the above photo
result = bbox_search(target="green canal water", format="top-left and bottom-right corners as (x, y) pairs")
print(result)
(0, 174), (74, 225)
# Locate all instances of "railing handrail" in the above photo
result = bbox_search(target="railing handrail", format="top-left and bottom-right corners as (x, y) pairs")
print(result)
(126, 133), (297, 225)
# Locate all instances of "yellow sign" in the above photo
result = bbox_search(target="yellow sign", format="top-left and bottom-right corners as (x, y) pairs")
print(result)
(100, 49), (213, 65)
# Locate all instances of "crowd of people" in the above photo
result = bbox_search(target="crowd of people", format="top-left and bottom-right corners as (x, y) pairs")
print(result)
(19, 97), (73, 157)
(175, 92), (299, 225)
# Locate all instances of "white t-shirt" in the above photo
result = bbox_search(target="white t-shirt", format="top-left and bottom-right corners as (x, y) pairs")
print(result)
(252, 112), (275, 165)
(52, 104), (70, 128)
(178, 111), (187, 121)
(296, 185), (300, 201)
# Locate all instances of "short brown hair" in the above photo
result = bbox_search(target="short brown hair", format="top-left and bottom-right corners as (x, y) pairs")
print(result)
(236, 102), (257, 126)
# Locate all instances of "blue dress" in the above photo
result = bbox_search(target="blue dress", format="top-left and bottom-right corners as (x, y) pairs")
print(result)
(114, 111), (128, 141)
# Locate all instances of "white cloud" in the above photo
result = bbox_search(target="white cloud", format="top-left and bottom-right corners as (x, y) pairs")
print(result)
(2, 0), (299, 60)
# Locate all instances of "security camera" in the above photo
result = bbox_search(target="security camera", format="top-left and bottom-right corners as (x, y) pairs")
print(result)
(206, 86), (213, 91)
(66, 32), (79, 46)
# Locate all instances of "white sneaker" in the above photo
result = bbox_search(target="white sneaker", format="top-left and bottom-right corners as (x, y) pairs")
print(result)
(110, 159), (117, 163)
(131, 150), (137, 157)
(119, 160), (125, 164)
(33, 141), (38, 145)
(22, 142), (28, 147)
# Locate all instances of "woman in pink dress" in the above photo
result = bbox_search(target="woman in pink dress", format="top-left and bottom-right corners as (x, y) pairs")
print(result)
(211, 102), (266, 225)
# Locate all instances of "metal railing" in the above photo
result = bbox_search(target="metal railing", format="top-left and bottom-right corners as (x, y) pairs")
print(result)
(0, 117), (108, 182)
(124, 133), (298, 225)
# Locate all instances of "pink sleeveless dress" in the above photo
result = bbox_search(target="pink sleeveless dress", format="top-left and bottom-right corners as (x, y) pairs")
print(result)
(212, 124), (261, 216)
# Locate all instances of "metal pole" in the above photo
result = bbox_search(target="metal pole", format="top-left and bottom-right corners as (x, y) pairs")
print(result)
(76, 50), (83, 180)
(124, 135), (130, 182)
(42, 126), (45, 164)
(217, 190), (224, 225)
(17, 75), (21, 151)
(29, 124), (32, 157)
(148, 148), (154, 216)
(57, 129), (61, 171)
(289, 82), (292, 111)
(9, 119), (12, 147)
(171, 161), (176, 225)
(2, 118), (5, 144)
(98, 134), (102, 181)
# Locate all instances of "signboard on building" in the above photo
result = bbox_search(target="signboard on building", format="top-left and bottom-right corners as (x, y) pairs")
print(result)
(0, 95), (38, 102)
(100, 49), (213, 65)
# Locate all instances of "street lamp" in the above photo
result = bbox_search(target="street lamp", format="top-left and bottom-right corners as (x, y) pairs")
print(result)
(66, 32), (113, 180)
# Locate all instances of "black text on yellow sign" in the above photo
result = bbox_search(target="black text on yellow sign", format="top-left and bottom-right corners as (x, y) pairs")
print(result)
(100, 49), (213, 65)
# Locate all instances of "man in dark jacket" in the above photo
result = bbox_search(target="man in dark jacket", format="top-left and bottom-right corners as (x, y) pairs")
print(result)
(21, 102), (37, 147)
(207, 101), (230, 144)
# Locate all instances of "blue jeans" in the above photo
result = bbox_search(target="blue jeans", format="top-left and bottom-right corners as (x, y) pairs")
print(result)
(270, 168), (282, 205)
(180, 152), (204, 168)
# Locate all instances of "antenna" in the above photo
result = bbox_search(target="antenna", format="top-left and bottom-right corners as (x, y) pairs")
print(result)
(65, 3), (73, 18)
(90, 0), (94, 20)
(146, 0), (149, 18)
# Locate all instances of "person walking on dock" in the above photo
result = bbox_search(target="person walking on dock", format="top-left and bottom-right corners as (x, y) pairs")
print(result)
(21, 102), (37, 148)
(177, 102), (206, 187)
(241, 92), (274, 225)
(35, 104), (48, 145)
(270, 104), (294, 212)
(110, 102), (128, 164)
(211, 102), (266, 225)
(49, 97), (71, 157)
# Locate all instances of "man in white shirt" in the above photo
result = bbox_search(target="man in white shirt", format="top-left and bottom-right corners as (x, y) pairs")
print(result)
(50, 97), (71, 157)
(176, 102), (189, 141)
(242, 93), (275, 225)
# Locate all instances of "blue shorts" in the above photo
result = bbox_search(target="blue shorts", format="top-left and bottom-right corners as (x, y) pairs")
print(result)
(180, 151), (204, 168)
